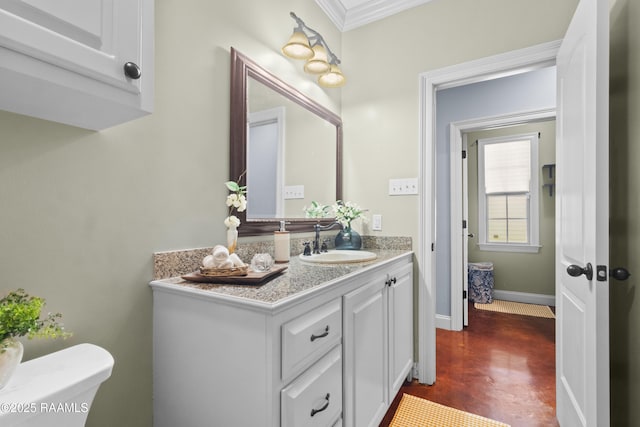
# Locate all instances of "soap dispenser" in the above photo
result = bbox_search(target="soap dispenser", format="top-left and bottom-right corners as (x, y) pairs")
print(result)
(274, 221), (290, 263)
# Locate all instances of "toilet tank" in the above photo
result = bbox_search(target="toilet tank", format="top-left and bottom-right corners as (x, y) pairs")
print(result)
(0, 343), (114, 427)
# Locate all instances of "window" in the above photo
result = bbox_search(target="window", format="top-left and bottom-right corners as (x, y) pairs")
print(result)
(477, 133), (540, 253)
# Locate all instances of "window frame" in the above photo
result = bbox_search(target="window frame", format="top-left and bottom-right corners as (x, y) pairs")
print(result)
(477, 132), (540, 253)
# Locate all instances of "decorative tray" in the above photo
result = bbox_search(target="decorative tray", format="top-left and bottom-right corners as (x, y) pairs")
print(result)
(181, 264), (288, 286)
(199, 265), (249, 277)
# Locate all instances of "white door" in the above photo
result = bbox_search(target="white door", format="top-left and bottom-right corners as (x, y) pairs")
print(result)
(462, 137), (470, 326)
(449, 125), (470, 330)
(555, 0), (609, 425)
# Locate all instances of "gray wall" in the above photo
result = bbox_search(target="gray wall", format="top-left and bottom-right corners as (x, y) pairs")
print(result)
(435, 67), (556, 316)
(610, 0), (640, 423)
(466, 121), (556, 297)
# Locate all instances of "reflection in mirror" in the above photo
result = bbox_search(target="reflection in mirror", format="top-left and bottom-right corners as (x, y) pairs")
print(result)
(230, 48), (342, 236)
(247, 78), (336, 219)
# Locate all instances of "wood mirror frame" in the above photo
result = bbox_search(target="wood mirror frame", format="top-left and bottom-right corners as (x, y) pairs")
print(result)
(229, 47), (343, 236)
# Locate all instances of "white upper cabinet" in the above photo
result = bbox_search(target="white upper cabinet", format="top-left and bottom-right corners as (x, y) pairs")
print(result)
(0, 0), (154, 130)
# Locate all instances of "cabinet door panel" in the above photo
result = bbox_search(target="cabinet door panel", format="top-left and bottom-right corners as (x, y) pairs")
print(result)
(343, 279), (388, 427)
(388, 264), (414, 397)
(0, 0), (141, 92)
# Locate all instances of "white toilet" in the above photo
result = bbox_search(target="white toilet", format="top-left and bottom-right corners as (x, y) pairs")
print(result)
(0, 343), (114, 427)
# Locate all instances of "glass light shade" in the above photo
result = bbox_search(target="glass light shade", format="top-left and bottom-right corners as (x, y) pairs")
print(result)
(318, 64), (346, 88)
(282, 31), (313, 59)
(303, 44), (330, 74)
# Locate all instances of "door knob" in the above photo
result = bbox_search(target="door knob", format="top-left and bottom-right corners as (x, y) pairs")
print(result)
(567, 263), (593, 281)
(610, 267), (631, 281)
(123, 62), (141, 79)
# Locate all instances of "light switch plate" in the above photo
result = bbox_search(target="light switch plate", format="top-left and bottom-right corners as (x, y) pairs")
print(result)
(284, 185), (304, 199)
(389, 178), (418, 195)
(372, 214), (382, 231)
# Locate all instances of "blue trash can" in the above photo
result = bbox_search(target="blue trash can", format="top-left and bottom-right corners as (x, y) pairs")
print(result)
(468, 262), (494, 304)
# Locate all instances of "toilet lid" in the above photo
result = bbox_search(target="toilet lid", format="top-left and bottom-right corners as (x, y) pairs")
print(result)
(0, 343), (114, 407)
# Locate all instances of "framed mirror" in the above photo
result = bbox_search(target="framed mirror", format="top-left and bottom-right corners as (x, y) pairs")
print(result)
(230, 47), (343, 236)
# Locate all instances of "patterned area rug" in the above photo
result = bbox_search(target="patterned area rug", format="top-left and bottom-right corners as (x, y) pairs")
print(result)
(390, 394), (510, 427)
(474, 299), (555, 319)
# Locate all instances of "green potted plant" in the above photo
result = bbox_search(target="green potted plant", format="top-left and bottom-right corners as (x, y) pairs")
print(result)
(0, 289), (71, 389)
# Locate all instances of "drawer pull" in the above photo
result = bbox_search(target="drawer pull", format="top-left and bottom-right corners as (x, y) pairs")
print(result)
(310, 325), (330, 342)
(310, 393), (330, 417)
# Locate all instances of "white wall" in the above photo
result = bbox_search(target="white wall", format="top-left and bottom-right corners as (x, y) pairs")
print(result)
(434, 66), (556, 315)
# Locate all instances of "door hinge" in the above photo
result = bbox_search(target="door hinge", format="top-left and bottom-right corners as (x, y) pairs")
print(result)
(463, 290), (467, 299)
(462, 150), (467, 159)
(431, 243), (435, 251)
(462, 220), (467, 229)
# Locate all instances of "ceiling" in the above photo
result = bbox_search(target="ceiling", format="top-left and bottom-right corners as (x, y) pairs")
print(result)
(315, 0), (435, 31)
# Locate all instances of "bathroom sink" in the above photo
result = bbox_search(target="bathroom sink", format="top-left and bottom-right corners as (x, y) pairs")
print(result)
(299, 250), (377, 264)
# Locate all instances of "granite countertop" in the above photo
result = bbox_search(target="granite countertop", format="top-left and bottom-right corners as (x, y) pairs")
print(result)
(150, 249), (412, 307)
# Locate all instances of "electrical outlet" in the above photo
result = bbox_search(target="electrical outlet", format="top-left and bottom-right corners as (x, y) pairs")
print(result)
(389, 178), (418, 195)
(372, 214), (382, 231)
(283, 185), (304, 199)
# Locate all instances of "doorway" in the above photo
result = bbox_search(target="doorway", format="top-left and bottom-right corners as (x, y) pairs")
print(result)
(417, 40), (560, 384)
(449, 115), (557, 330)
(247, 107), (285, 219)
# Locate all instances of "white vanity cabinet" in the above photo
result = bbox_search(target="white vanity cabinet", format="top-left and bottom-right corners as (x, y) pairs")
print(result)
(343, 262), (413, 427)
(0, 0), (153, 130)
(150, 252), (413, 427)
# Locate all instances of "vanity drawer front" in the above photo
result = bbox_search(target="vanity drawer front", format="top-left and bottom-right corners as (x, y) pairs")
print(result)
(282, 299), (342, 380)
(281, 345), (342, 427)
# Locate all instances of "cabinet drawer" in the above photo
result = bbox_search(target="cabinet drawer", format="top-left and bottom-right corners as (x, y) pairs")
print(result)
(282, 299), (341, 380)
(281, 345), (342, 427)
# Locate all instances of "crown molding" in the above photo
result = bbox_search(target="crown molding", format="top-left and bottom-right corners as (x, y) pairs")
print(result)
(315, 0), (434, 31)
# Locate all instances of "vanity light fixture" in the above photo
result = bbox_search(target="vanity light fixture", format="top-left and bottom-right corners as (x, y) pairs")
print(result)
(282, 12), (346, 88)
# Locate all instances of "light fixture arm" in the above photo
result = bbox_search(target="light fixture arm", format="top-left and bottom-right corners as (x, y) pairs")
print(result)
(289, 12), (341, 65)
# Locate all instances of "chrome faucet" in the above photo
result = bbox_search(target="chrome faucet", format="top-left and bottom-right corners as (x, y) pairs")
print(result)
(312, 222), (340, 254)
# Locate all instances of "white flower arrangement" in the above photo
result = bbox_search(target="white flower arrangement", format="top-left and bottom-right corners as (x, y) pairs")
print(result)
(224, 178), (246, 228)
(303, 201), (331, 218)
(332, 200), (366, 228)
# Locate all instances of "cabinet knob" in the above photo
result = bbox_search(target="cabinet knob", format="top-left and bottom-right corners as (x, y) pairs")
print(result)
(123, 62), (141, 79)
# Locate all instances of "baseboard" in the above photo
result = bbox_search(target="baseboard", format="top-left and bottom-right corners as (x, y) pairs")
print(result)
(492, 290), (555, 307)
(435, 314), (451, 330)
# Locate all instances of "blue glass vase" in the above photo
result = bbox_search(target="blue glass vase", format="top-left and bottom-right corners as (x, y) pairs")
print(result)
(335, 226), (362, 250)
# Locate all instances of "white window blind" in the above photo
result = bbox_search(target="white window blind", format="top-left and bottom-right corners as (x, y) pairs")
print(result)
(477, 133), (540, 253)
(484, 140), (531, 193)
